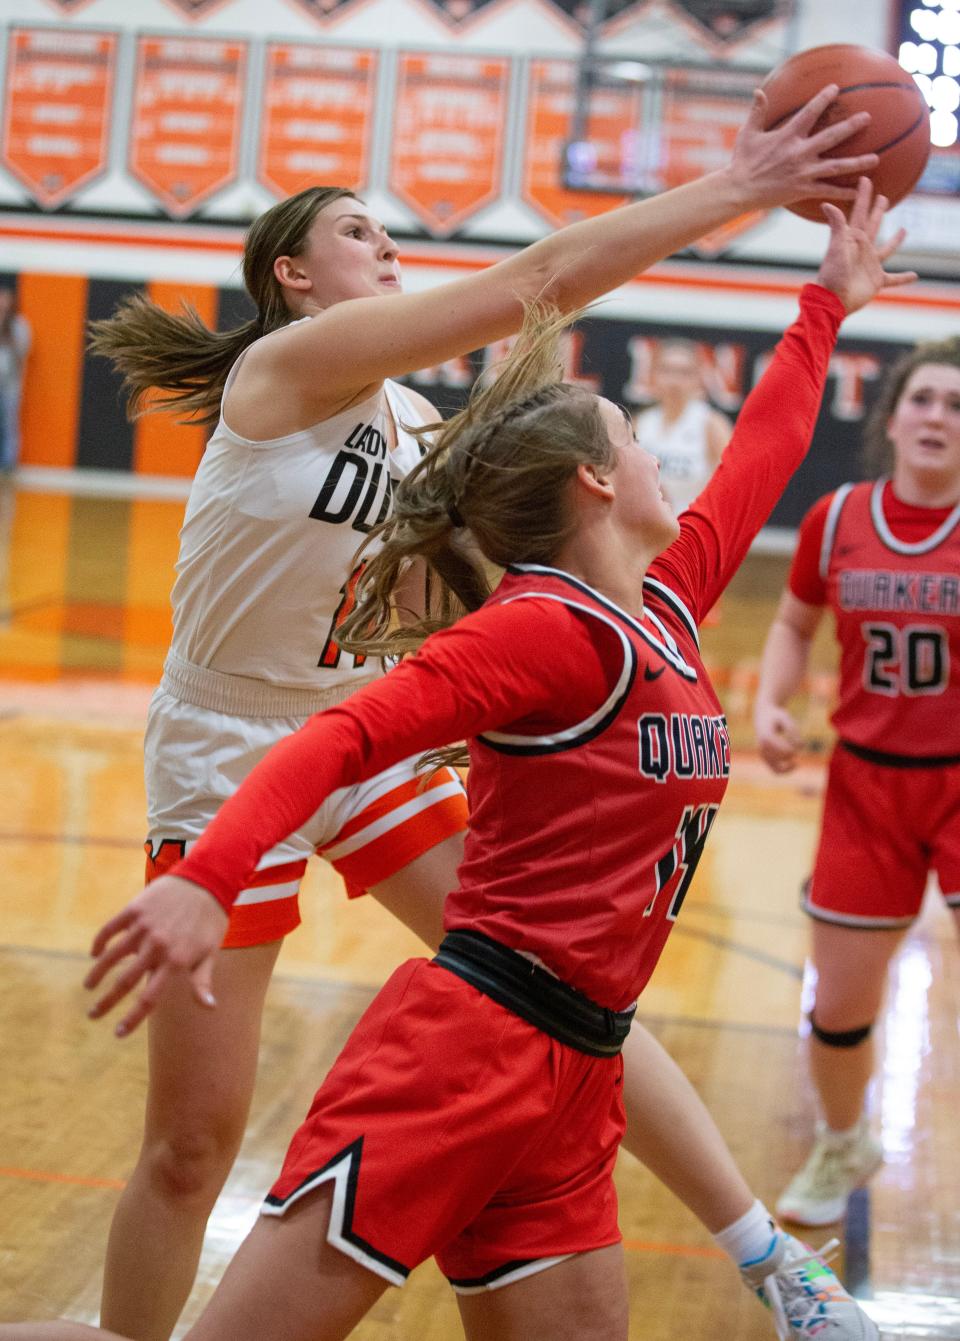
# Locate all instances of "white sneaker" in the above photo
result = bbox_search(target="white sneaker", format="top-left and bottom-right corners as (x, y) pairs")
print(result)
(740, 1233), (879, 1340)
(776, 1121), (883, 1227)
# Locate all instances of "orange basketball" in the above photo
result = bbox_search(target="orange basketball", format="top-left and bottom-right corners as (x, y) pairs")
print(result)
(761, 44), (931, 222)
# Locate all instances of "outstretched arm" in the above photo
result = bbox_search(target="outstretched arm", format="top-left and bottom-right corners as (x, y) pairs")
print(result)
(272, 87), (880, 410)
(84, 600), (620, 1035)
(651, 179), (916, 622)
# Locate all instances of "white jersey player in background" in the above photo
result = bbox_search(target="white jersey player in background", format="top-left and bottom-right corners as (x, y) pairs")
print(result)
(634, 340), (733, 516)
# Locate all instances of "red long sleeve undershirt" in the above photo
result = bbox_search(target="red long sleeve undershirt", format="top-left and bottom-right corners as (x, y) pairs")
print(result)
(175, 284), (843, 911)
(651, 283), (844, 621)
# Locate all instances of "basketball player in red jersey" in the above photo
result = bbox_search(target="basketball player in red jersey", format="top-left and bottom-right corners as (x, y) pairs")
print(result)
(82, 82), (884, 1341)
(755, 338), (960, 1229)
(1, 182), (907, 1341)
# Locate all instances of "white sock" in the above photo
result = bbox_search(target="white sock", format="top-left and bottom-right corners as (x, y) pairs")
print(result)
(713, 1199), (780, 1269)
(819, 1115), (864, 1142)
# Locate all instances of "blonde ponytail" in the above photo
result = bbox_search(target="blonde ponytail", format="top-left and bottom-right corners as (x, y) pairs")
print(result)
(339, 301), (611, 659)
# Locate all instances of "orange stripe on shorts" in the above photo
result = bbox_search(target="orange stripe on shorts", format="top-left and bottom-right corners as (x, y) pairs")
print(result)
(145, 839), (306, 949)
(332, 790), (468, 898)
(331, 767), (460, 846)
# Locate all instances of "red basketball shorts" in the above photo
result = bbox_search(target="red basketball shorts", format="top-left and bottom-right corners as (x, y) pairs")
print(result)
(805, 744), (960, 928)
(143, 692), (467, 948)
(262, 958), (626, 1292)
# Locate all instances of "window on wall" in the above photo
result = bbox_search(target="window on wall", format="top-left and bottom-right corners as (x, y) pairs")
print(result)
(896, 0), (960, 176)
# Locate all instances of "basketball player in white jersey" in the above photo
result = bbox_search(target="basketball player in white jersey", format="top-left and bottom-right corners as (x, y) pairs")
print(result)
(634, 341), (733, 516)
(86, 89), (880, 1341)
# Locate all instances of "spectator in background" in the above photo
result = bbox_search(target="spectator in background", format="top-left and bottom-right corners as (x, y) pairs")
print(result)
(634, 340), (733, 625)
(633, 339), (733, 517)
(0, 286), (31, 474)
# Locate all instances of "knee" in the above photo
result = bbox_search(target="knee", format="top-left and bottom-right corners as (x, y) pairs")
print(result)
(140, 1121), (244, 1204)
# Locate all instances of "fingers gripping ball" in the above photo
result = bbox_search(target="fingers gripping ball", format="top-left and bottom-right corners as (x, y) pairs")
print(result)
(762, 44), (931, 221)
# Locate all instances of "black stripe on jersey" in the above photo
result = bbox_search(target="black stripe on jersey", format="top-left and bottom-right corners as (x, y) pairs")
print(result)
(478, 607), (637, 756)
(447, 1257), (565, 1291)
(262, 1137), (410, 1285)
(641, 576), (699, 648)
(869, 476), (960, 556)
(840, 738), (960, 768)
(507, 563), (697, 681)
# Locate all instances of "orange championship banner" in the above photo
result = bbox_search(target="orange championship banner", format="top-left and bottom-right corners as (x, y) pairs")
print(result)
(655, 67), (766, 254)
(129, 36), (246, 218)
(522, 59), (634, 229)
(390, 52), (509, 235)
(657, 67), (757, 191)
(1, 27), (117, 210)
(258, 43), (377, 199)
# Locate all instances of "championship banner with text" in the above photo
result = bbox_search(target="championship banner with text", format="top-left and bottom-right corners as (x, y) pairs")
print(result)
(129, 36), (246, 218)
(655, 67), (767, 254)
(522, 59), (634, 229)
(657, 67), (757, 191)
(2, 27), (117, 210)
(258, 43), (377, 199)
(389, 52), (509, 235)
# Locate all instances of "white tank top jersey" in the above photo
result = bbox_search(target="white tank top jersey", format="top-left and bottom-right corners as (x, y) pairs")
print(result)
(164, 347), (428, 715)
(634, 399), (713, 516)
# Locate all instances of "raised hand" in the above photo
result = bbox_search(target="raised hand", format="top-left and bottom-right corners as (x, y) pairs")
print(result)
(816, 176), (918, 313)
(729, 84), (880, 211)
(84, 876), (228, 1037)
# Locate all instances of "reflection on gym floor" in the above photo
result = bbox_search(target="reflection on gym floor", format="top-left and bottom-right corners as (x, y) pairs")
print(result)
(1, 478), (957, 1339)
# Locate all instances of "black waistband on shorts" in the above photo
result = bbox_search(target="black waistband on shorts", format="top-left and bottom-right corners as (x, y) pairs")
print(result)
(840, 738), (960, 769)
(433, 929), (635, 1058)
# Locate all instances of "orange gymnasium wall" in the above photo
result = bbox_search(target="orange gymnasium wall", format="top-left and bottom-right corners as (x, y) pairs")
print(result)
(13, 269), (228, 478)
(2, 0), (959, 489)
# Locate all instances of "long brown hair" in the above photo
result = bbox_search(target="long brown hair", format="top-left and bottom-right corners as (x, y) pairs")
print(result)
(88, 186), (356, 426)
(339, 302), (611, 653)
(864, 336), (960, 475)
(338, 302), (611, 767)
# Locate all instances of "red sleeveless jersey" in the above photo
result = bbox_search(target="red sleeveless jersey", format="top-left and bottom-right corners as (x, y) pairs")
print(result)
(445, 564), (731, 1010)
(806, 479), (960, 756)
(174, 285), (843, 1012)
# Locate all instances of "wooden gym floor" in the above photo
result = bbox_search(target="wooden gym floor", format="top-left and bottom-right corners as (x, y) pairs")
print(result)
(0, 476), (957, 1339)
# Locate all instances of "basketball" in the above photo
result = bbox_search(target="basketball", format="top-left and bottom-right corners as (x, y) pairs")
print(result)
(761, 44), (932, 222)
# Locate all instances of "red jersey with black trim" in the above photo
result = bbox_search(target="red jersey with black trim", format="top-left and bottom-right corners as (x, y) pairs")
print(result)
(174, 285), (843, 1010)
(445, 564), (729, 1008)
(790, 478), (960, 756)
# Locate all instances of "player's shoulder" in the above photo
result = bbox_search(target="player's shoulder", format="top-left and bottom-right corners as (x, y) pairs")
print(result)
(801, 491), (835, 530)
(706, 404), (733, 431)
(393, 383), (440, 424)
(802, 481), (866, 530)
(486, 571), (626, 642)
(633, 403), (659, 427)
(425, 586), (609, 685)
